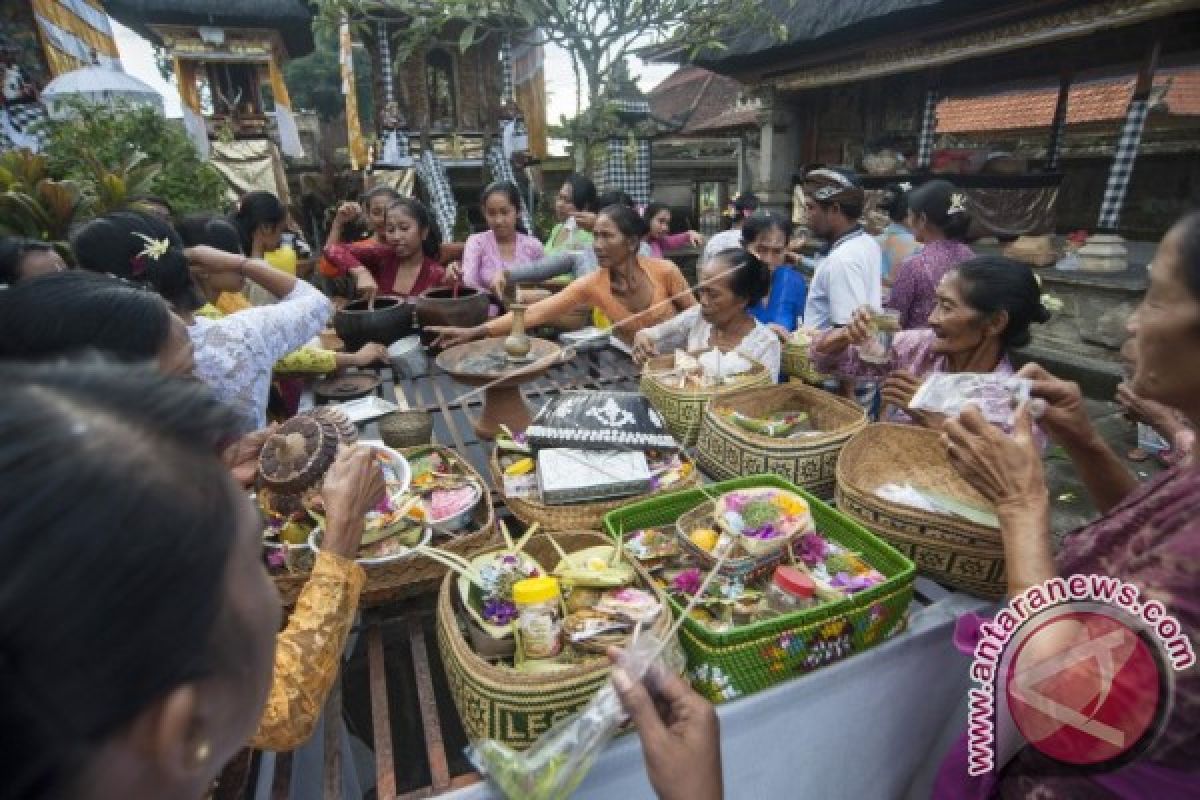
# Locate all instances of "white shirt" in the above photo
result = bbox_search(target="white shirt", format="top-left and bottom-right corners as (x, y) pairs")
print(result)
(643, 305), (781, 378)
(190, 280), (332, 432)
(803, 227), (882, 329)
(703, 229), (743, 261)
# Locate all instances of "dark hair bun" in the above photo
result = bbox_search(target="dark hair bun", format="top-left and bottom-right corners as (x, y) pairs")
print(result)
(71, 211), (200, 311)
(907, 179), (971, 242)
(954, 255), (1047, 349)
(711, 247), (771, 307)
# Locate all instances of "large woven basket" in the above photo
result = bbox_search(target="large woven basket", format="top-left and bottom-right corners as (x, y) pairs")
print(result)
(835, 423), (1006, 599)
(604, 475), (914, 704)
(639, 354), (772, 446)
(491, 446), (701, 532)
(272, 446), (498, 607)
(696, 383), (866, 500)
(781, 340), (831, 385)
(436, 530), (677, 750)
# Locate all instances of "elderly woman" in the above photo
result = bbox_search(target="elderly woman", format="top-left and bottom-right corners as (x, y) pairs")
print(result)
(933, 213), (1200, 797)
(432, 204), (696, 348)
(633, 248), (780, 377)
(811, 255), (1049, 438)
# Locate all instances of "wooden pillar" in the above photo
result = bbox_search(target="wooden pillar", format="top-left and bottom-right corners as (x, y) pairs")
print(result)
(1045, 69), (1073, 172)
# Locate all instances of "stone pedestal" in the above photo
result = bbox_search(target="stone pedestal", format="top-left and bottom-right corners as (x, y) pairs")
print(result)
(754, 91), (800, 215)
(1077, 233), (1129, 273)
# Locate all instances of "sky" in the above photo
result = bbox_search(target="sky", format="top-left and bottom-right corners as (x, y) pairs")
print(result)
(110, 17), (675, 133)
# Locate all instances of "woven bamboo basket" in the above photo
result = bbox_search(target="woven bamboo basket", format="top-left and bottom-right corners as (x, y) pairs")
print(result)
(604, 475), (915, 704)
(491, 446), (701, 532)
(272, 446), (498, 607)
(780, 340), (831, 385)
(835, 423), (1006, 599)
(696, 383), (866, 500)
(436, 530), (677, 750)
(639, 354), (772, 446)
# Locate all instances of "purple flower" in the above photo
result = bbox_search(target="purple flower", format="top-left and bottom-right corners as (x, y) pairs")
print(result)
(797, 533), (829, 567)
(744, 523), (780, 540)
(830, 570), (883, 593)
(482, 598), (519, 625)
(723, 493), (748, 513)
(266, 548), (287, 570)
(671, 568), (702, 596)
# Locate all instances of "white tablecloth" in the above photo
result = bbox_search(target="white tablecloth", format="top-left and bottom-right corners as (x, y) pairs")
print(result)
(448, 588), (987, 800)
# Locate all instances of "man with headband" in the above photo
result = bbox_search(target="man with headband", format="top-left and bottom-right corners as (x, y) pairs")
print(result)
(800, 167), (882, 329)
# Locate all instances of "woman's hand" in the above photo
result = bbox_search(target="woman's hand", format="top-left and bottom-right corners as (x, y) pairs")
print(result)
(489, 269), (509, 299)
(320, 445), (386, 560)
(445, 260), (463, 285)
(943, 404), (1047, 513)
(334, 202), (362, 227)
(1017, 362), (1095, 448)
(572, 211), (597, 232)
(632, 331), (659, 364)
(221, 424), (277, 487)
(350, 266), (378, 306)
(1116, 381), (1181, 432)
(430, 325), (485, 349)
(347, 343), (388, 368)
(687, 230), (705, 248)
(880, 369), (945, 430)
(184, 245), (241, 275)
(846, 306), (875, 346)
(610, 653), (722, 800)
(767, 323), (790, 343)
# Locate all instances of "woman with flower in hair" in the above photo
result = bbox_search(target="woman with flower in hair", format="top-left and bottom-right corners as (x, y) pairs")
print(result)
(886, 179), (975, 329)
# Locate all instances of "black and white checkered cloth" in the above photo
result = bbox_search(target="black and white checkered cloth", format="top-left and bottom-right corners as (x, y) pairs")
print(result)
(1097, 97), (1149, 231)
(1046, 78), (1071, 172)
(501, 35), (515, 104)
(603, 136), (651, 206)
(1, 101), (47, 152)
(416, 149), (458, 241)
(916, 89), (938, 170)
(612, 98), (651, 115)
(486, 144), (533, 232)
(377, 23), (395, 106)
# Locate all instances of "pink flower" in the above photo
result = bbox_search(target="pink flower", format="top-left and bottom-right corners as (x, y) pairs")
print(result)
(797, 533), (829, 566)
(671, 568), (702, 596)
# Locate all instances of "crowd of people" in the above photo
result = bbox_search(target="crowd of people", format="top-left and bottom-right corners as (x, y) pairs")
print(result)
(0, 156), (1196, 800)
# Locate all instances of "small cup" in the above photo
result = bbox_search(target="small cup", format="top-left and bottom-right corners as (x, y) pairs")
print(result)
(860, 309), (900, 366)
(388, 335), (429, 378)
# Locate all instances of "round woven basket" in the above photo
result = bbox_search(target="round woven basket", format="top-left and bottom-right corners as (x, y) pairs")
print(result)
(436, 530), (677, 750)
(781, 341), (832, 385)
(639, 354), (772, 447)
(378, 410), (435, 449)
(491, 447), (701, 532)
(835, 423), (1006, 598)
(696, 383), (865, 500)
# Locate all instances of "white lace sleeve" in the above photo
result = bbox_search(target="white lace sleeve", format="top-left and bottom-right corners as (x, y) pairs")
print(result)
(740, 323), (782, 379)
(643, 305), (700, 354)
(190, 282), (332, 431)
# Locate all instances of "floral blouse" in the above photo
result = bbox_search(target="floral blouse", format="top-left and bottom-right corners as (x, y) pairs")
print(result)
(642, 305), (782, 378)
(197, 298), (338, 375)
(885, 240), (975, 329)
(250, 551), (366, 751)
(461, 230), (544, 293)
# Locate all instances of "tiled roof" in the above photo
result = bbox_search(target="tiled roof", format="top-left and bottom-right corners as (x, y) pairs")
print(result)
(648, 66), (756, 134)
(937, 67), (1200, 134)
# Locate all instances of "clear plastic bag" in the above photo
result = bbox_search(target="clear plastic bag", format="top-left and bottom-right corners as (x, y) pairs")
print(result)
(467, 632), (675, 800)
(909, 372), (1032, 430)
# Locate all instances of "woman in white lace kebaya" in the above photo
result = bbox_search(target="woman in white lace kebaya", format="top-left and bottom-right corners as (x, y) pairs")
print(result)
(71, 212), (331, 432)
(632, 248), (781, 377)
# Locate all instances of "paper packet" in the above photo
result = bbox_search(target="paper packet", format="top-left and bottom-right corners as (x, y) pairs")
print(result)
(909, 373), (1032, 429)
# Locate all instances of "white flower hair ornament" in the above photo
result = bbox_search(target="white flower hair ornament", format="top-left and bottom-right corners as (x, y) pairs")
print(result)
(947, 192), (968, 215)
(130, 232), (171, 277)
(898, 182), (913, 192)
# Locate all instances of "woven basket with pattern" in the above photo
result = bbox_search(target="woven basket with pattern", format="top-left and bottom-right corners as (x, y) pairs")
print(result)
(696, 383), (866, 500)
(639, 354), (772, 447)
(603, 475), (914, 704)
(491, 446), (701, 532)
(835, 423), (1006, 599)
(273, 445), (498, 607)
(436, 531), (677, 750)
(781, 340), (832, 385)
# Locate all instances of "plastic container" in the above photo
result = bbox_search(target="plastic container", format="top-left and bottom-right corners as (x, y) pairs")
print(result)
(513, 577), (564, 660)
(765, 565), (817, 614)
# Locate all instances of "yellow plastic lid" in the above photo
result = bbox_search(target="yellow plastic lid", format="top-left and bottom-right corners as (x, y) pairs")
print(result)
(512, 576), (561, 606)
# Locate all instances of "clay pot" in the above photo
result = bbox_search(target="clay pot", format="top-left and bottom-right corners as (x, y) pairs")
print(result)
(415, 287), (490, 346)
(334, 296), (415, 351)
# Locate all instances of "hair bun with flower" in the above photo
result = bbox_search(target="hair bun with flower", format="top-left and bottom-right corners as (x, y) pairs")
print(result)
(947, 192), (968, 216)
(129, 232), (170, 278)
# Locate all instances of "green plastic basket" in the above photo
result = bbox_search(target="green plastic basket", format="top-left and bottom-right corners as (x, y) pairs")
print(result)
(603, 475), (916, 703)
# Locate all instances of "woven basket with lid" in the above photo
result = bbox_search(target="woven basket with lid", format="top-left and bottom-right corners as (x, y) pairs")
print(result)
(639, 353), (772, 447)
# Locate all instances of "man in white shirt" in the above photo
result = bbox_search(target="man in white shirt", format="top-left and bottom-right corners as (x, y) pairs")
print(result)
(801, 168), (882, 329)
(703, 192), (759, 261)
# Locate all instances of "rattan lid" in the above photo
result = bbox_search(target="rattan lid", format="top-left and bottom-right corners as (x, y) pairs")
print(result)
(258, 415), (339, 494)
(309, 406), (358, 445)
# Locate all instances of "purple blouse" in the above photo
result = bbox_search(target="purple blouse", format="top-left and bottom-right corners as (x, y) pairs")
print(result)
(461, 230), (545, 293)
(885, 240), (975, 329)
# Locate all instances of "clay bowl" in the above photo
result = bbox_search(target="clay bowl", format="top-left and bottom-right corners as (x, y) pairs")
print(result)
(415, 286), (490, 346)
(313, 373), (381, 404)
(334, 296), (415, 351)
(436, 338), (562, 388)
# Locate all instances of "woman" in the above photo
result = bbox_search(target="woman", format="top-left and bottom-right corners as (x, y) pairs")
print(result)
(633, 248), (781, 376)
(0, 237), (66, 284)
(432, 204), (696, 348)
(317, 186), (398, 301)
(886, 179), (974, 329)
(71, 211), (332, 433)
(934, 211), (1200, 798)
(644, 201), (704, 258)
(874, 182), (919, 287)
(0, 359), (384, 798)
(812, 255), (1049, 437)
(461, 181), (544, 295)
(740, 212), (807, 338)
(703, 191), (759, 260)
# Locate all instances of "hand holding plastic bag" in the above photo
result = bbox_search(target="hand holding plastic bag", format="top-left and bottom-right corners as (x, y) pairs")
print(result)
(910, 372), (1032, 430)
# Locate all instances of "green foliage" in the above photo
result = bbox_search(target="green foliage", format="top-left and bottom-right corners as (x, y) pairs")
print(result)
(39, 100), (227, 215)
(284, 29), (375, 125)
(0, 149), (88, 258)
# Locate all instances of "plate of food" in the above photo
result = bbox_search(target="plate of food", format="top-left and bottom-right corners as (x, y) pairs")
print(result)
(405, 447), (485, 534)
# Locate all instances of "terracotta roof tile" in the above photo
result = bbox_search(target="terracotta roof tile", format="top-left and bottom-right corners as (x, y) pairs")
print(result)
(649, 66), (755, 134)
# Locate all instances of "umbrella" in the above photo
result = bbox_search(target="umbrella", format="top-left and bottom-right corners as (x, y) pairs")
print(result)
(41, 66), (164, 119)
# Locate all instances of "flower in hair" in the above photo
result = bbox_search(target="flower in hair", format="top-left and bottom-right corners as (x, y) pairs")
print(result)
(1041, 293), (1063, 314)
(898, 182), (912, 192)
(948, 193), (968, 215)
(133, 232), (170, 261)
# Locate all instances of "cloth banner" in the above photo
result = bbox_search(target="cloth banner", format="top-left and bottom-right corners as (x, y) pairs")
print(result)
(340, 19), (368, 171)
(485, 144), (532, 232)
(173, 57), (209, 159)
(604, 136), (651, 206)
(369, 168), (415, 198)
(209, 139), (290, 206)
(512, 35), (547, 158)
(31, 0), (119, 76)
(267, 55), (304, 158)
(916, 89), (938, 170)
(1097, 97), (1149, 231)
(500, 35), (515, 103)
(865, 186), (1059, 237)
(415, 149), (457, 242)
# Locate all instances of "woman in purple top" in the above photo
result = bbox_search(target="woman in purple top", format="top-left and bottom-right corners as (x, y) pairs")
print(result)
(643, 201), (704, 258)
(934, 212), (1200, 799)
(461, 181), (544, 296)
(812, 255), (1048, 446)
(886, 179), (975, 329)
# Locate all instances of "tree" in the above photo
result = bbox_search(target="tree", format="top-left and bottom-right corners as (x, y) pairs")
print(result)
(284, 30), (376, 125)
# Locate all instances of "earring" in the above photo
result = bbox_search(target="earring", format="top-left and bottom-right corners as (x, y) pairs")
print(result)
(194, 740), (211, 765)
